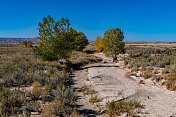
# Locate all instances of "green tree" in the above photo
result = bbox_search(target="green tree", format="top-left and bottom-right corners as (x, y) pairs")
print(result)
(22, 41), (27, 47)
(69, 29), (88, 51)
(22, 41), (33, 48)
(33, 15), (75, 61)
(75, 32), (89, 51)
(27, 41), (33, 48)
(103, 28), (125, 61)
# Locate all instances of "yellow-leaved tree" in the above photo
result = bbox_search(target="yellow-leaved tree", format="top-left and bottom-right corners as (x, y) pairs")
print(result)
(95, 36), (104, 52)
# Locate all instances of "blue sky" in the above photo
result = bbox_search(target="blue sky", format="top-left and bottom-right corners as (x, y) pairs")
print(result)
(0, 0), (176, 41)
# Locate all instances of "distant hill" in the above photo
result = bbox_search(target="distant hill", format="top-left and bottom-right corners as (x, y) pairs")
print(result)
(0, 37), (39, 43)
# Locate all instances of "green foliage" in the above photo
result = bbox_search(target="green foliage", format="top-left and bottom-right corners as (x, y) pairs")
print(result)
(28, 87), (42, 100)
(34, 15), (75, 61)
(42, 100), (84, 117)
(22, 41), (28, 47)
(34, 15), (88, 60)
(103, 28), (125, 61)
(27, 41), (33, 48)
(126, 47), (175, 68)
(54, 86), (76, 106)
(26, 101), (41, 112)
(3, 70), (32, 87)
(83, 88), (96, 96)
(37, 41), (44, 47)
(0, 45), (87, 116)
(42, 100), (68, 116)
(106, 100), (143, 116)
(89, 95), (101, 104)
(22, 41), (33, 48)
(0, 87), (25, 116)
(74, 31), (89, 51)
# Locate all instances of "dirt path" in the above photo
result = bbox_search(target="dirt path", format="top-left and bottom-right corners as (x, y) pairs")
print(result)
(73, 53), (176, 117)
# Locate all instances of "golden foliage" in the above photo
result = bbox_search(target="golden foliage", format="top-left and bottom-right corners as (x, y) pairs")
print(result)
(37, 41), (44, 47)
(95, 36), (104, 52)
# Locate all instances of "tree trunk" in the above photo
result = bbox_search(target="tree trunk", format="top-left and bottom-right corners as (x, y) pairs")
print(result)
(113, 54), (117, 62)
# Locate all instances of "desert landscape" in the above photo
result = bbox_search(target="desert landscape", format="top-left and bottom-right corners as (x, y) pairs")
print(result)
(0, 41), (176, 117)
(1, 1), (176, 116)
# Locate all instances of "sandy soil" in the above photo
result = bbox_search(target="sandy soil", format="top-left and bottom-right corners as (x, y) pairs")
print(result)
(73, 53), (176, 117)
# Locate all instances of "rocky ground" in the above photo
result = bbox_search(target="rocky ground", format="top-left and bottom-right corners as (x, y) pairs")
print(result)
(73, 53), (176, 117)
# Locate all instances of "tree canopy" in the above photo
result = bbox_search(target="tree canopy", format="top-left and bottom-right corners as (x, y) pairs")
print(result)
(95, 36), (104, 52)
(103, 28), (125, 61)
(33, 15), (88, 61)
(72, 29), (89, 51)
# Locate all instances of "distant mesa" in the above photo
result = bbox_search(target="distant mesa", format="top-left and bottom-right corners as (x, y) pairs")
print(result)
(0, 37), (39, 43)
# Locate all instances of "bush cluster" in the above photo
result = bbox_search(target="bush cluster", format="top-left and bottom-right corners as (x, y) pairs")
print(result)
(125, 46), (176, 91)
(0, 46), (88, 116)
(22, 41), (33, 48)
(125, 47), (175, 68)
(0, 86), (26, 116)
(106, 100), (143, 116)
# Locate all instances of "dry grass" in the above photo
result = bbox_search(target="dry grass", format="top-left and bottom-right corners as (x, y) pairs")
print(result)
(0, 43), (97, 116)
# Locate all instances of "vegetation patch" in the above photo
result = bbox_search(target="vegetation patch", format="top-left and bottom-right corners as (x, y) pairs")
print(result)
(106, 100), (143, 117)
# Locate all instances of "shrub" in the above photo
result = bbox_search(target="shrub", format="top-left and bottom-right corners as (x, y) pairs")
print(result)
(26, 101), (41, 112)
(143, 70), (153, 79)
(83, 88), (96, 96)
(42, 100), (68, 117)
(70, 111), (85, 117)
(141, 64), (146, 71)
(32, 71), (48, 86)
(27, 41), (33, 48)
(3, 70), (29, 87)
(33, 45), (59, 61)
(131, 66), (139, 72)
(22, 41), (33, 48)
(89, 95), (101, 104)
(28, 87), (42, 100)
(54, 86), (76, 106)
(165, 73), (176, 90)
(48, 71), (70, 88)
(32, 81), (42, 88)
(22, 41), (27, 47)
(106, 100), (143, 116)
(41, 84), (53, 96)
(0, 87), (25, 116)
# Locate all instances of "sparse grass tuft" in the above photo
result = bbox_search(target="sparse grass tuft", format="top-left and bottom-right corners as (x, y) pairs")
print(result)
(89, 95), (101, 104)
(106, 100), (143, 117)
